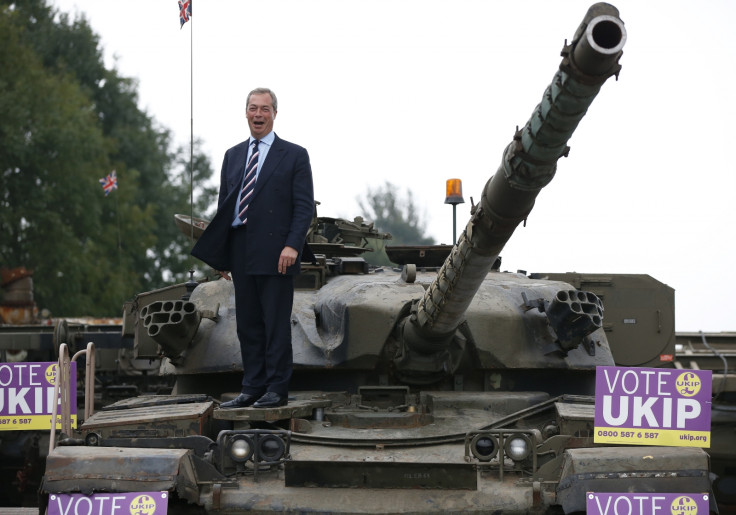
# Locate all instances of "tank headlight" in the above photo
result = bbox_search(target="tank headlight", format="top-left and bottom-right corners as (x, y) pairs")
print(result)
(228, 435), (254, 463)
(217, 429), (291, 474)
(470, 433), (498, 462)
(504, 434), (532, 462)
(257, 434), (286, 462)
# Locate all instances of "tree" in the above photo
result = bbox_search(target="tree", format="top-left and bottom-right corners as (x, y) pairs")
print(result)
(1, 5), (110, 314)
(0, 1), (215, 315)
(357, 182), (435, 265)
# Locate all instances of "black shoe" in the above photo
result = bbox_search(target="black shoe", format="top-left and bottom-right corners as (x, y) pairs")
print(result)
(253, 392), (287, 408)
(220, 393), (261, 409)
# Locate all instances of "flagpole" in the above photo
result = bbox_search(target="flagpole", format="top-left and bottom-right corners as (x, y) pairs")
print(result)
(189, 1), (194, 242)
(115, 191), (121, 253)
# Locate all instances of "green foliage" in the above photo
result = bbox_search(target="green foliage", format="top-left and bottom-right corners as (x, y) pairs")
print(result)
(357, 182), (434, 265)
(0, 1), (215, 316)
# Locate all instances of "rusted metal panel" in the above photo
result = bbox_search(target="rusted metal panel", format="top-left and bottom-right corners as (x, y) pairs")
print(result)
(83, 401), (212, 428)
(208, 473), (537, 514)
(81, 400), (213, 438)
(44, 446), (188, 482)
(284, 460), (477, 489)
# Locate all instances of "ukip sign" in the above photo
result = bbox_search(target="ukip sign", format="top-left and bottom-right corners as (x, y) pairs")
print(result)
(586, 492), (710, 515)
(0, 362), (77, 430)
(594, 366), (711, 447)
(48, 491), (168, 515)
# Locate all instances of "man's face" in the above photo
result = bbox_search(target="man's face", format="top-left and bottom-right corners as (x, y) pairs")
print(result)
(246, 93), (276, 139)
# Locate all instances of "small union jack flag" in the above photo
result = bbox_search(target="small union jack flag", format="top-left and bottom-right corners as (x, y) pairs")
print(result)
(178, 0), (191, 28)
(99, 170), (118, 196)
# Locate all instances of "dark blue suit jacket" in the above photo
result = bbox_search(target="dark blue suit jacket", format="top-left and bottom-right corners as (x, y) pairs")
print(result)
(191, 134), (314, 275)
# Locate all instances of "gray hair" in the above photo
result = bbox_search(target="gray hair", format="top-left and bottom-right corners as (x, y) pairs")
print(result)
(247, 88), (278, 112)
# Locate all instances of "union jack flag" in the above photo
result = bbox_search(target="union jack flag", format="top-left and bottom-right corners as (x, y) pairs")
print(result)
(99, 170), (118, 196)
(178, 0), (191, 28)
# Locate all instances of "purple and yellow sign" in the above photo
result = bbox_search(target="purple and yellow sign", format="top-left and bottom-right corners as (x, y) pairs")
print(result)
(586, 492), (710, 515)
(0, 362), (77, 430)
(48, 491), (168, 515)
(594, 366), (711, 447)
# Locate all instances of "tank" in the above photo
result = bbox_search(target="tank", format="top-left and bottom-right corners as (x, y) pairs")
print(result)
(38, 4), (728, 513)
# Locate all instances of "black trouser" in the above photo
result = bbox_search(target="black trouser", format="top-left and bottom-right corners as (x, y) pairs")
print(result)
(229, 232), (294, 397)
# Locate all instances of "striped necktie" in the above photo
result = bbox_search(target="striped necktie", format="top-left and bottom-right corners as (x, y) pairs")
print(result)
(237, 139), (259, 224)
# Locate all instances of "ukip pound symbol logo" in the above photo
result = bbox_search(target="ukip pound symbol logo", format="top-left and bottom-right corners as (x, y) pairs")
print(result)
(129, 494), (157, 515)
(45, 364), (58, 386)
(670, 495), (698, 515)
(675, 372), (702, 397)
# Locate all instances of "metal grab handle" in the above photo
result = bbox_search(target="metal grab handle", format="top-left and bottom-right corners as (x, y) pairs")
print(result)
(76, 342), (96, 421)
(48, 342), (96, 453)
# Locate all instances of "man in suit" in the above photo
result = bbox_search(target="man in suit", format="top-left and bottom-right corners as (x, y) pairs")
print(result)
(191, 88), (314, 408)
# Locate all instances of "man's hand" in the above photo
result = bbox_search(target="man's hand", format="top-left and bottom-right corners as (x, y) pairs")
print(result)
(217, 270), (232, 281)
(278, 246), (298, 274)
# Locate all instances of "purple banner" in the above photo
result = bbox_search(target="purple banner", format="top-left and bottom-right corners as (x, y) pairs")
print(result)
(48, 491), (169, 515)
(0, 362), (77, 430)
(594, 366), (712, 447)
(587, 492), (710, 515)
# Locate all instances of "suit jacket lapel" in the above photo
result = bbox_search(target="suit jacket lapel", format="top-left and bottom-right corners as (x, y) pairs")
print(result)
(252, 134), (286, 200)
(228, 143), (249, 197)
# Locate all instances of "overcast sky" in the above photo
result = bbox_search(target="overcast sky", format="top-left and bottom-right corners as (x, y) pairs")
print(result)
(50, 0), (736, 333)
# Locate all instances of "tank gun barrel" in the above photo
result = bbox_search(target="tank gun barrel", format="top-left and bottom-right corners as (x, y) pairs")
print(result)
(402, 3), (626, 355)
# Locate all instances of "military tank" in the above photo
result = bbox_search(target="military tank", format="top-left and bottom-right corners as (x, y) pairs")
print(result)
(39, 4), (722, 513)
